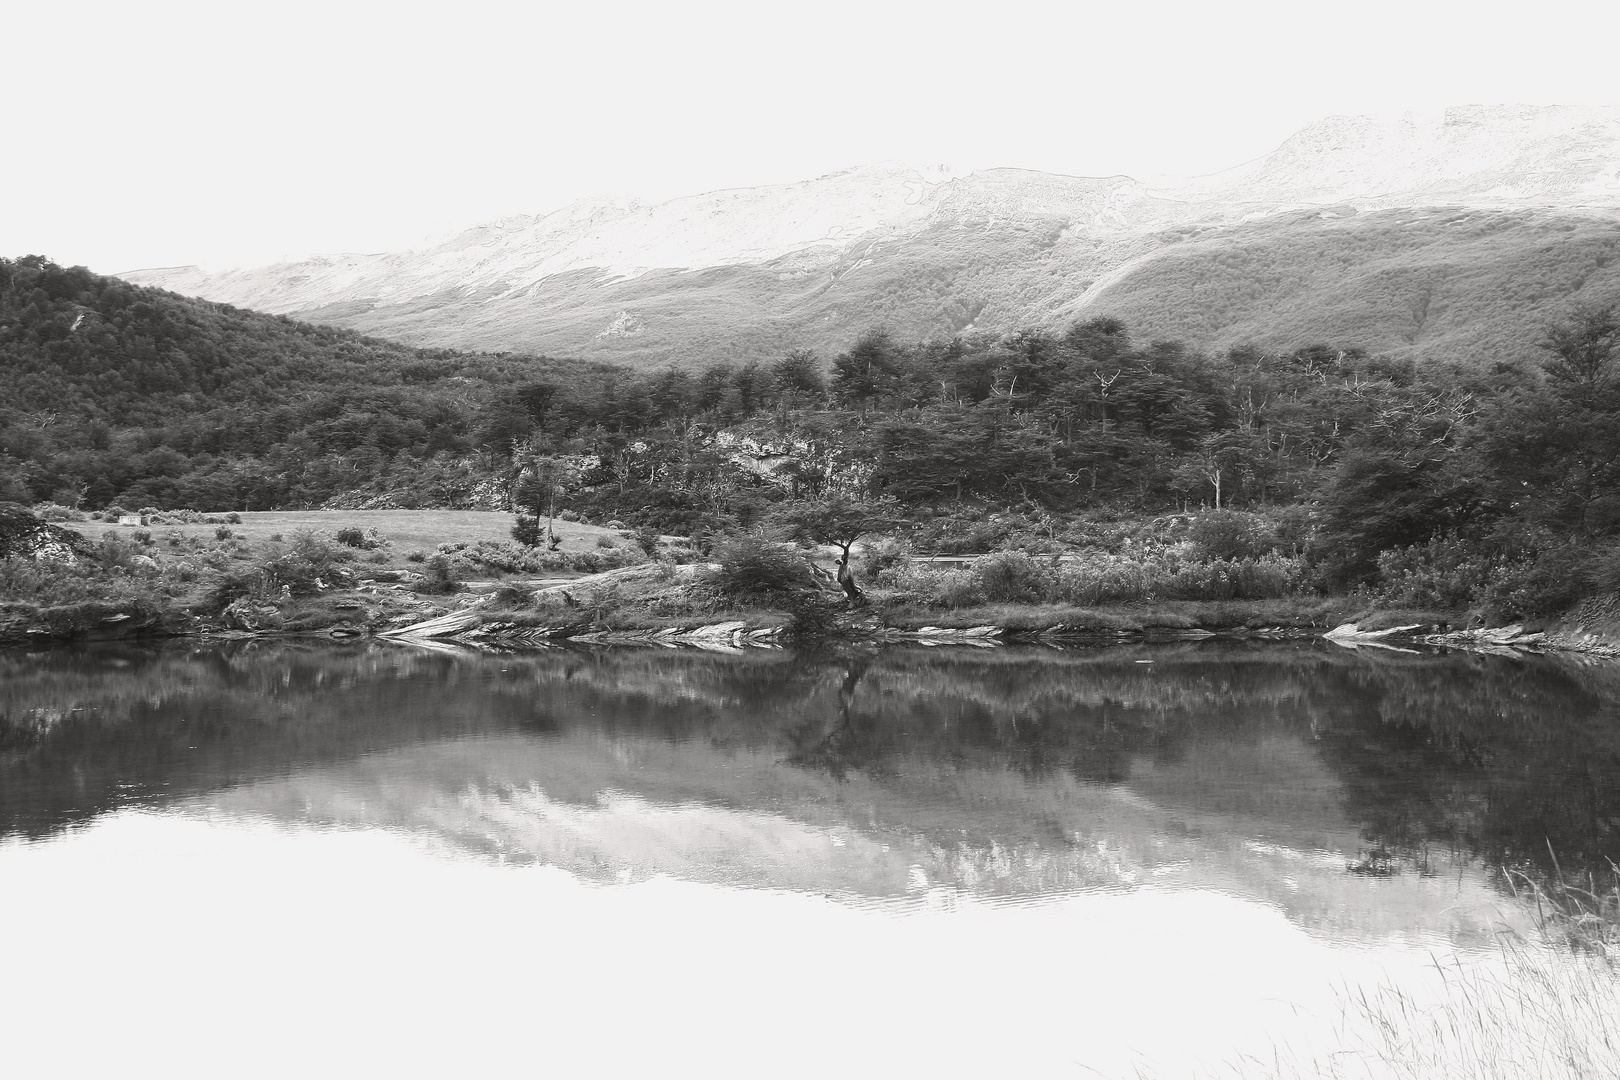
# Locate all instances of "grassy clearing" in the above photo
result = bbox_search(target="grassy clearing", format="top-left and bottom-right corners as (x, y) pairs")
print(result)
(66, 510), (624, 567)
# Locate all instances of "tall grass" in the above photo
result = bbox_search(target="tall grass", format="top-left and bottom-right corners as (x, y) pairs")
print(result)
(1212, 944), (1620, 1080)
(1208, 862), (1620, 1080)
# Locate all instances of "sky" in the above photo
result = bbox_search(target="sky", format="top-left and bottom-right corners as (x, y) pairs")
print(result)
(5, 0), (1619, 274)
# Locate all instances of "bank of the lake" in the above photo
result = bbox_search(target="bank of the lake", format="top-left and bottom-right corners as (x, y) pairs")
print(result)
(9, 502), (1619, 657)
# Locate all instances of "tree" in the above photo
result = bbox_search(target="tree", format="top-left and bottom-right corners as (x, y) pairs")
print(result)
(773, 349), (826, 397)
(1541, 304), (1620, 389)
(514, 452), (578, 547)
(773, 493), (903, 603)
(831, 330), (906, 415)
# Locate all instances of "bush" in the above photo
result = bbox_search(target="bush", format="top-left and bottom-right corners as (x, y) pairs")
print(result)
(257, 530), (347, 596)
(858, 536), (908, 578)
(631, 525), (662, 557)
(404, 550), (427, 563)
(226, 512), (242, 524)
(31, 502), (82, 522)
(0, 557), (164, 606)
(94, 531), (140, 572)
(975, 551), (1054, 603)
(1474, 544), (1593, 622)
(709, 534), (817, 604)
(1373, 534), (1496, 610)
(875, 564), (985, 607)
(511, 515), (542, 547)
(414, 554), (462, 594)
(333, 526), (387, 550)
(214, 526), (233, 541)
(1186, 510), (1274, 561)
(595, 534), (617, 549)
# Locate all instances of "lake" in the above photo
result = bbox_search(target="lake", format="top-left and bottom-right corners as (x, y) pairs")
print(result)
(3, 639), (1618, 1078)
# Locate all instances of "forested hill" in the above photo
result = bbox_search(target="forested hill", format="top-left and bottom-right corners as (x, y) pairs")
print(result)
(10, 254), (1620, 611)
(0, 256), (609, 509)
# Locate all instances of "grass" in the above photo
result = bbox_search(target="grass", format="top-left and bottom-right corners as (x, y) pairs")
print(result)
(67, 510), (624, 571)
(1208, 857), (1620, 1080)
(1212, 943), (1620, 1080)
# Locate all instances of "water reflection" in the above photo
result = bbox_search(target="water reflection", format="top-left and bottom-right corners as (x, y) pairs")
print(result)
(5, 639), (1620, 945)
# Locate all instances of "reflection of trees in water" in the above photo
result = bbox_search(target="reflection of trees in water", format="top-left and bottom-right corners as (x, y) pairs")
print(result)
(7, 641), (1620, 889)
(1308, 654), (1620, 882)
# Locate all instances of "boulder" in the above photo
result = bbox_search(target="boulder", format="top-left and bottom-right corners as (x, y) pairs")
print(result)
(0, 503), (94, 562)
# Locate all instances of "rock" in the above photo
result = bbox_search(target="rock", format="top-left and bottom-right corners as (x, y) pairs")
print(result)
(1324, 622), (1422, 642)
(0, 502), (94, 563)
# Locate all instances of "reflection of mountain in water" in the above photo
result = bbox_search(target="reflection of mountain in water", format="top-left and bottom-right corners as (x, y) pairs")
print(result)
(4, 641), (1619, 936)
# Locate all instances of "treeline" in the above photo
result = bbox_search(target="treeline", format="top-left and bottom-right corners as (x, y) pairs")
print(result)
(6, 256), (1620, 608)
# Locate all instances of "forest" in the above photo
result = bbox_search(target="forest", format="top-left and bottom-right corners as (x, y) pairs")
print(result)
(4, 254), (1620, 617)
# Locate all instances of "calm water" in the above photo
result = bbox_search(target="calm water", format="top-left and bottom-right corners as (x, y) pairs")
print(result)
(4, 639), (1619, 1077)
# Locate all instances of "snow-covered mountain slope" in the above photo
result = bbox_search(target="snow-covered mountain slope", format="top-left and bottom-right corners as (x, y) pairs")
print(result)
(123, 105), (1620, 368)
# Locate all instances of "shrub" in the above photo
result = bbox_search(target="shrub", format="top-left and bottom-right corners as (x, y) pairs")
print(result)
(1474, 545), (1592, 622)
(31, 502), (81, 522)
(858, 537), (908, 579)
(366, 550), (390, 564)
(404, 550), (427, 563)
(257, 530), (346, 596)
(226, 512), (242, 524)
(1186, 510), (1274, 561)
(595, 534), (617, 549)
(511, 515), (542, 547)
(974, 551), (1053, 603)
(334, 526), (367, 548)
(491, 582), (536, 608)
(876, 564), (985, 608)
(1373, 534), (1496, 610)
(94, 531), (139, 571)
(414, 554), (462, 594)
(214, 526), (233, 541)
(268, 533), (284, 543)
(631, 525), (661, 557)
(710, 534), (817, 604)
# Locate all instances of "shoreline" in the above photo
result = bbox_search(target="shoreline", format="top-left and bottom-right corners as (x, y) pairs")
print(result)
(8, 589), (1618, 658)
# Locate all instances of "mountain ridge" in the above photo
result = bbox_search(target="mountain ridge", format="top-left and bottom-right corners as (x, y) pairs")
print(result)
(121, 105), (1620, 368)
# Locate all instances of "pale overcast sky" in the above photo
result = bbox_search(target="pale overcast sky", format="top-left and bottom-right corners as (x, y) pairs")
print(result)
(5, 0), (1618, 274)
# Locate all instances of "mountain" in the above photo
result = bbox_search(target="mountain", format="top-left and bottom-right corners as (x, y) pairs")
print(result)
(123, 105), (1620, 368)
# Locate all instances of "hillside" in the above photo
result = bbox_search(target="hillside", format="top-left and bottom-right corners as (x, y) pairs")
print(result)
(0, 256), (603, 510)
(121, 105), (1620, 368)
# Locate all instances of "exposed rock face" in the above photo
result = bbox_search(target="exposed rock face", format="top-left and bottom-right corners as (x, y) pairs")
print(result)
(0, 504), (94, 563)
